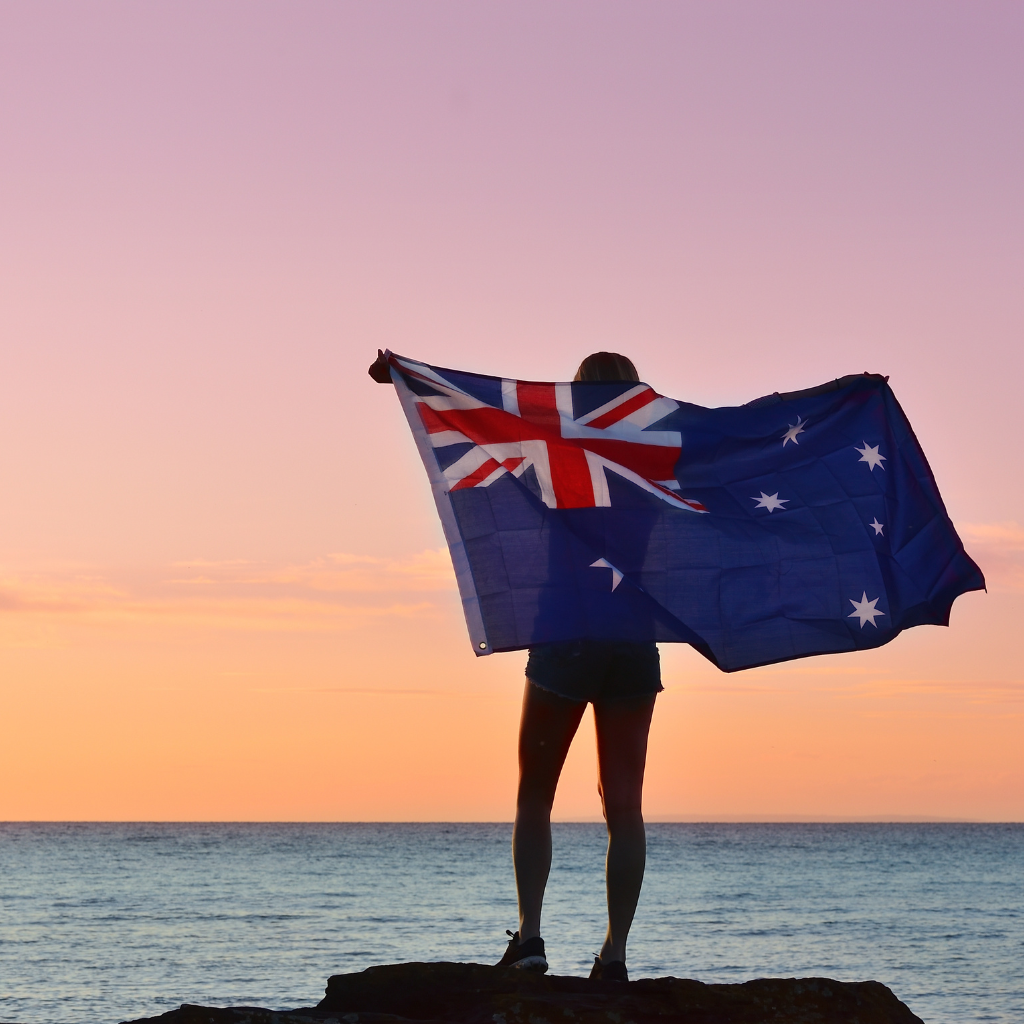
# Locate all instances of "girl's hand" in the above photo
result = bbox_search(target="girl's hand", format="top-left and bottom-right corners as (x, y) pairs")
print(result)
(368, 349), (393, 383)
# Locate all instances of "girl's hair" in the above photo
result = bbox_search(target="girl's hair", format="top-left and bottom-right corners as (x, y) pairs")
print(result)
(573, 351), (640, 382)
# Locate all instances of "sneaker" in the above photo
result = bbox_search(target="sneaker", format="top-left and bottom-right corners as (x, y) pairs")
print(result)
(495, 930), (548, 972)
(588, 956), (628, 982)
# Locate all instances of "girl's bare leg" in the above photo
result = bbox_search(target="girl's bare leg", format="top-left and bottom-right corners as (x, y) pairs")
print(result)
(513, 682), (587, 940)
(593, 694), (657, 965)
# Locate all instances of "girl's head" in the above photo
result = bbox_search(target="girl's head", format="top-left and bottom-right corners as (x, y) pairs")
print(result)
(573, 351), (640, 383)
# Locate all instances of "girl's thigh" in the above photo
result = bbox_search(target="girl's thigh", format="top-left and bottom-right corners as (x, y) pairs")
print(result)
(517, 682), (588, 803)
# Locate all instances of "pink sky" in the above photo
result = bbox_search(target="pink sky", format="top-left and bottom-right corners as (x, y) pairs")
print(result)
(1, 1), (1021, 820)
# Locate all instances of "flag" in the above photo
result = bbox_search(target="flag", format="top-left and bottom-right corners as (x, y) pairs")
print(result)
(387, 352), (984, 672)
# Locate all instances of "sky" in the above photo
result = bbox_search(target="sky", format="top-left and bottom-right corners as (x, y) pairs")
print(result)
(1, 0), (1021, 821)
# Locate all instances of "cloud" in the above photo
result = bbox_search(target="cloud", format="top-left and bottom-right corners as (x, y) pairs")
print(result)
(0, 550), (455, 645)
(249, 686), (508, 698)
(0, 573), (123, 613)
(167, 549), (456, 593)
(960, 522), (1024, 591)
(257, 548), (457, 593)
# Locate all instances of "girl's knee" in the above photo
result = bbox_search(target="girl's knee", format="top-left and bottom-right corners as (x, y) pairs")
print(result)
(517, 784), (557, 816)
(600, 792), (644, 828)
(598, 779), (640, 818)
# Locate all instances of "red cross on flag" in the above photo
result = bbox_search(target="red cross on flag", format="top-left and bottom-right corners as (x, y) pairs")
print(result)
(392, 355), (706, 512)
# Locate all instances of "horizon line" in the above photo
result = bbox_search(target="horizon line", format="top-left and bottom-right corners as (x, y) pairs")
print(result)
(2, 817), (1021, 825)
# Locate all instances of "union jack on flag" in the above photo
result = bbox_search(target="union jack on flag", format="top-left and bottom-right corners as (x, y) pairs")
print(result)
(385, 352), (984, 670)
(393, 353), (705, 512)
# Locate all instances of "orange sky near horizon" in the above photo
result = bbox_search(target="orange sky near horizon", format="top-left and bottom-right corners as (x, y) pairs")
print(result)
(1, 1), (1022, 821)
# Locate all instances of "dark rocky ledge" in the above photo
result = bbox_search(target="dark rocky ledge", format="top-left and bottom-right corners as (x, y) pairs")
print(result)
(123, 961), (925, 1024)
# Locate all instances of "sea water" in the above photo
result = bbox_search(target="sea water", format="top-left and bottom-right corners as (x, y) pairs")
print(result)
(0, 823), (1021, 1024)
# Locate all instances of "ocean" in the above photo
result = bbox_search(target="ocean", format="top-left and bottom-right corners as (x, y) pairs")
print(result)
(0, 823), (1020, 1024)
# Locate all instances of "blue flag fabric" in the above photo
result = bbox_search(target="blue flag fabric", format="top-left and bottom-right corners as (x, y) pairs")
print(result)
(388, 352), (984, 672)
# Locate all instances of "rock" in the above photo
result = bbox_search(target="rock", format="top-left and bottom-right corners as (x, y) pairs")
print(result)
(122, 961), (926, 1024)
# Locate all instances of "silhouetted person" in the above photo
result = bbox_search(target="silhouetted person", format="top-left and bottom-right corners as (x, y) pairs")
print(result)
(369, 350), (658, 982)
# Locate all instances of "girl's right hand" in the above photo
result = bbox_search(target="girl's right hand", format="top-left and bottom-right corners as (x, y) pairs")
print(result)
(368, 349), (393, 383)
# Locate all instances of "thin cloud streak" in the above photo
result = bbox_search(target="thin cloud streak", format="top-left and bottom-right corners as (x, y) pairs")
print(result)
(250, 687), (512, 698)
(663, 678), (1024, 704)
(0, 549), (455, 642)
(960, 522), (1024, 591)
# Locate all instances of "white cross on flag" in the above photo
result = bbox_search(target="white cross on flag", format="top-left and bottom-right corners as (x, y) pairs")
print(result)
(392, 355), (706, 512)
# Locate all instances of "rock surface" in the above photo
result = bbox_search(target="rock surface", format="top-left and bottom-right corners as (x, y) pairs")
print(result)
(123, 961), (926, 1024)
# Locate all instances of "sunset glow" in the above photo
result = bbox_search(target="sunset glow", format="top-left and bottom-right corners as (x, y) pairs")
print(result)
(1, 1), (1021, 821)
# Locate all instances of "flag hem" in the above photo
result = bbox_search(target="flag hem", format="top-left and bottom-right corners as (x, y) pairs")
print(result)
(388, 351), (492, 656)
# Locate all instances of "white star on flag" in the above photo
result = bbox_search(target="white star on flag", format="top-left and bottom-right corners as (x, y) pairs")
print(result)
(590, 558), (623, 591)
(848, 592), (885, 628)
(781, 417), (806, 447)
(752, 492), (789, 513)
(855, 442), (886, 471)
(870, 518), (884, 536)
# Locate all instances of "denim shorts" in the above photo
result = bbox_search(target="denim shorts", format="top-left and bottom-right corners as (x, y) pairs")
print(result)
(525, 640), (662, 704)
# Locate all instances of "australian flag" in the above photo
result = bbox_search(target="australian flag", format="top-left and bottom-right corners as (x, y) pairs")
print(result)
(387, 352), (984, 672)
